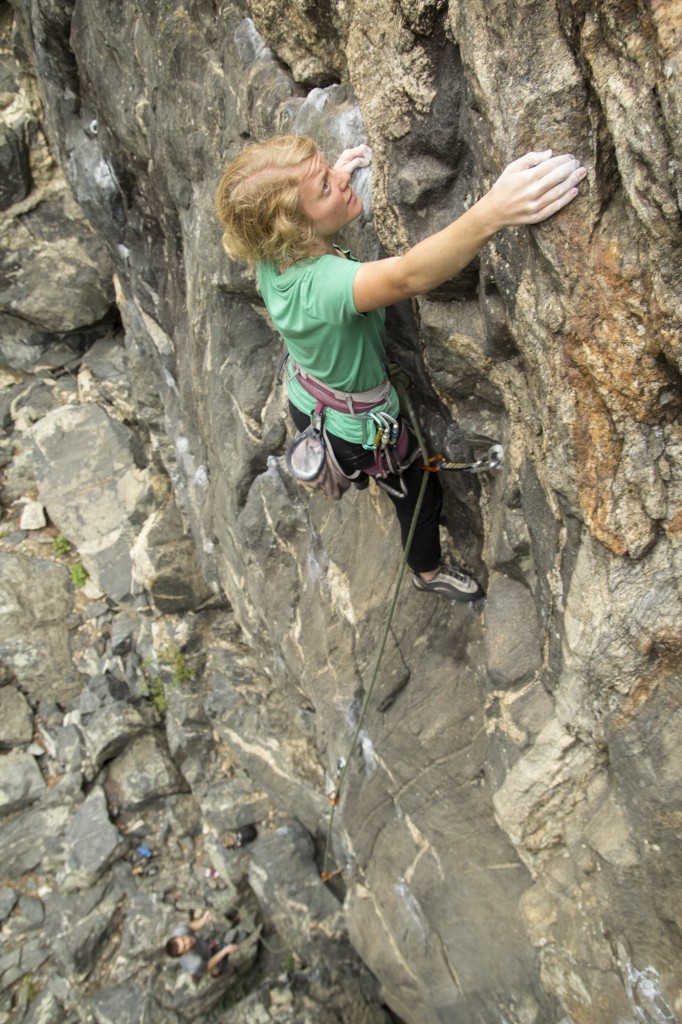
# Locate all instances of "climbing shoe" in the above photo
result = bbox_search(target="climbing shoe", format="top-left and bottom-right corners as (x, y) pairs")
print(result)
(412, 562), (484, 603)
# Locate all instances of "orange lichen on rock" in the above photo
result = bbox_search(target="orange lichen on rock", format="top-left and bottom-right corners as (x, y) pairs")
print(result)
(562, 232), (681, 557)
(650, 0), (682, 56)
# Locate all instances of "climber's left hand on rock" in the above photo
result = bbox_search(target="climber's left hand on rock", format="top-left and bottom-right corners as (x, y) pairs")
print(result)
(334, 144), (372, 174)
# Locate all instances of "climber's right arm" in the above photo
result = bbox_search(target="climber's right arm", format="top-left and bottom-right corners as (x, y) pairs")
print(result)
(352, 150), (586, 314)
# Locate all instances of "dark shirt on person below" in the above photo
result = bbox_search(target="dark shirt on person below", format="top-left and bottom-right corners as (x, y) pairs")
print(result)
(169, 924), (213, 978)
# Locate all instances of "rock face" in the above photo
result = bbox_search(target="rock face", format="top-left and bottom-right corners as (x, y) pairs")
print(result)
(1, 1), (681, 1023)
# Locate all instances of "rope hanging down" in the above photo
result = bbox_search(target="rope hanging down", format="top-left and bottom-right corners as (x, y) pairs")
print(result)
(320, 389), (502, 881)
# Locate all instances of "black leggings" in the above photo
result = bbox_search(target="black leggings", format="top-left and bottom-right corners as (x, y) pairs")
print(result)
(289, 404), (442, 573)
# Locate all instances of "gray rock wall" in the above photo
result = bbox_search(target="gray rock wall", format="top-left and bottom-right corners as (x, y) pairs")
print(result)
(1, 0), (681, 1022)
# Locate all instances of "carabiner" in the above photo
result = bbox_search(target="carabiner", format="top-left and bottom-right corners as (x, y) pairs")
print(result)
(465, 444), (504, 473)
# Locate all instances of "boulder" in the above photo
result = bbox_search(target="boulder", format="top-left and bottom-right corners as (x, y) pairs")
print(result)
(0, 180), (113, 334)
(58, 786), (126, 891)
(105, 733), (189, 811)
(18, 499), (46, 531)
(37, 721), (83, 778)
(130, 500), (214, 613)
(81, 703), (147, 781)
(0, 750), (46, 815)
(0, 684), (34, 748)
(31, 405), (155, 600)
(0, 551), (82, 704)
(248, 821), (346, 959)
(3, 802), (72, 880)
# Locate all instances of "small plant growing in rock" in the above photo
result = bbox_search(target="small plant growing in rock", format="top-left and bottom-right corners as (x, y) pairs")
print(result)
(284, 951), (296, 973)
(143, 673), (168, 716)
(140, 646), (192, 717)
(165, 646), (192, 688)
(69, 562), (89, 587)
(52, 533), (72, 557)
(17, 973), (37, 1008)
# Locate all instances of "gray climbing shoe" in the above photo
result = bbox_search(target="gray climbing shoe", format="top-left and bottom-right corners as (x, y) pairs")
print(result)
(412, 562), (484, 603)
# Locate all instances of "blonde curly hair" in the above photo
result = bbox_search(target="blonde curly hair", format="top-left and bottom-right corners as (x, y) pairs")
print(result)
(216, 135), (319, 267)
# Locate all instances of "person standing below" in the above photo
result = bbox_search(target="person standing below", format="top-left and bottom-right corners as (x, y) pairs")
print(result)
(216, 136), (586, 602)
(165, 910), (237, 979)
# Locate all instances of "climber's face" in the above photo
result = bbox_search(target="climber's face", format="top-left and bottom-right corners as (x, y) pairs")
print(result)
(297, 150), (363, 244)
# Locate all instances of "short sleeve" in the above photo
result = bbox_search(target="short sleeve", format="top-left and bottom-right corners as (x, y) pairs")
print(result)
(300, 256), (362, 326)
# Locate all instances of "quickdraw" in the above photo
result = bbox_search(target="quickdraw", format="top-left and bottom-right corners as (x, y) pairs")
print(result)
(424, 442), (504, 475)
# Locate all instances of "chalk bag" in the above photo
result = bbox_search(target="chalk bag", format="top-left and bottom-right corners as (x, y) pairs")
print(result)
(285, 426), (351, 501)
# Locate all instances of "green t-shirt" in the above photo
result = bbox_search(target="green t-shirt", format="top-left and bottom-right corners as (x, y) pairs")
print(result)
(257, 250), (399, 444)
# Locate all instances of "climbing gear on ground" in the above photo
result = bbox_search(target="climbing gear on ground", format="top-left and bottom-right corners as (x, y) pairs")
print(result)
(129, 845), (157, 877)
(229, 824), (257, 848)
(411, 562), (484, 603)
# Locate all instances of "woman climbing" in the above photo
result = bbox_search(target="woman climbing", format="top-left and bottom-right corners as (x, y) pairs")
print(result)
(215, 136), (586, 602)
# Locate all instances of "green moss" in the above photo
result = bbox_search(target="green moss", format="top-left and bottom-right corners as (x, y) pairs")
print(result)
(18, 974), (37, 1006)
(141, 673), (168, 715)
(52, 533), (72, 557)
(140, 646), (193, 717)
(69, 562), (89, 587)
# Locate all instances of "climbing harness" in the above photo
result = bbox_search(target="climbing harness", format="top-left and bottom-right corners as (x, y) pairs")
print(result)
(282, 353), (504, 496)
(282, 355), (393, 416)
(283, 354), (421, 494)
